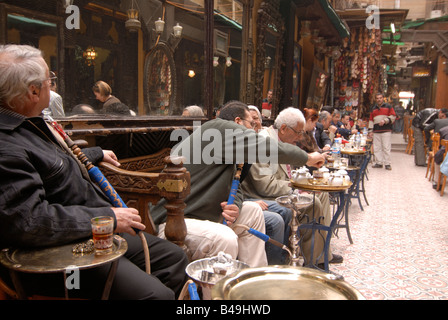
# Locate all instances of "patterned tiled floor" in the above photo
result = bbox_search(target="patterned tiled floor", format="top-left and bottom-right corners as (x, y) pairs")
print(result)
(330, 136), (448, 300)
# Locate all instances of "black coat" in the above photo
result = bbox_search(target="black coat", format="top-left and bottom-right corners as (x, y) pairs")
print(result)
(412, 108), (438, 129)
(315, 122), (332, 149)
(0, 107), (114, 249)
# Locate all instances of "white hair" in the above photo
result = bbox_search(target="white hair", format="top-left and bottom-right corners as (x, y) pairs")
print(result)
(184, 105), (204, 117)
(274, 107), (305, 129)
(0, 44), (46, 108)
(247, 105), (262, 120)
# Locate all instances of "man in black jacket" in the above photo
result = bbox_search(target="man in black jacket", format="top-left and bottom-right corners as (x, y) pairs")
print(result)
(0, 44), (188, 299)
(316, 110), (334, 151)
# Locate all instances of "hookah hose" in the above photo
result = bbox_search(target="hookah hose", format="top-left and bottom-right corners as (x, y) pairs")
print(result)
(234, 224), (292, 257)
(224, 164), (292, 256)
(46, 116), (151, 274)
(223, 163), (244, 225)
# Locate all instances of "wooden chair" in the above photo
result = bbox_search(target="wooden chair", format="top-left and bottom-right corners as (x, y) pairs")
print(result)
(1, 148), (190, 299)
(98, 148), (190, 246)
(426, 131), (440, 181)
(437, 139), (448, 196)
(406, 127), (415, 154)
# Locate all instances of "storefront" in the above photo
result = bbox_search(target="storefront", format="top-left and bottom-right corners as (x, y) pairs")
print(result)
(278, 0), (350, 112)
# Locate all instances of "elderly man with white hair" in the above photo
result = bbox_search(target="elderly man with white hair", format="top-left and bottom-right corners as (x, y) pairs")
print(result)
(241, 107), (342, 269)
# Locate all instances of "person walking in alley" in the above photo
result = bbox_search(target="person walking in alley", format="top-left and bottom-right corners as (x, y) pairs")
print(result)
(369, 92), (396, 170)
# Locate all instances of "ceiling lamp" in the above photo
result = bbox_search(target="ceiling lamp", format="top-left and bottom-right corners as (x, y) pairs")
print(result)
(125, 0), (141, 33)
(173, 23), (183, 38)
(300, 20), (311, 38)
(155, 17), (165, 34)
(265, 56), (272, 69)
(62, 0), (73, 9)
(83, 46), (97, 66)
(226, 56), (232, 67)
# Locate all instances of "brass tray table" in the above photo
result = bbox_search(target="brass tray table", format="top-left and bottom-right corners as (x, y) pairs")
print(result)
(0, 235), (127, 300)
(212, 266), (365, 300)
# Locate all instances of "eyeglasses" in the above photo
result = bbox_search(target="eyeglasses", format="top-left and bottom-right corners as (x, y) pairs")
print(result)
(287, 126), (302, 136)
(242, 118), (256, 129)
(44, 75), (57, 85)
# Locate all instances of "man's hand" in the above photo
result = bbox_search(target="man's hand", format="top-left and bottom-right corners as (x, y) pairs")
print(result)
(328, 125), (337, 134)
(112, 207), (145, 235)
(253, 200), (269, 210)
(221, 202), (239, 226)
(102, 150), (121, 167)
(306, 152), (327, 168)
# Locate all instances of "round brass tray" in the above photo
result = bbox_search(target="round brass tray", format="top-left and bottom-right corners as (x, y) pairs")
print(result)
(341, 149), (366, 155)
(290, 179), (352, 191)
(212, 266), (365, 300)
(0, 235), (127, 273)
(325, 164), (360, 171)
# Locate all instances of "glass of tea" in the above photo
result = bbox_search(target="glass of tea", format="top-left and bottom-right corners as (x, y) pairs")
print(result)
(91, 216), (114, 254)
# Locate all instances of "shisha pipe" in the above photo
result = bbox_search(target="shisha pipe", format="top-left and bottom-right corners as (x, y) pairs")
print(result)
(45, 115), (151, 274)
(224, 164), (293, 257)
(233, 224), (293, 258)
(223, 163), (244, 225)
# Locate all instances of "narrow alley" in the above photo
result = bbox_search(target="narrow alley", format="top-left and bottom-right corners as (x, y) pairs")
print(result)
(331, 133), (448, 300)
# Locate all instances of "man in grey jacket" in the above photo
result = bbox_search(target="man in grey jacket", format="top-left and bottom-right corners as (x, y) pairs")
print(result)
(152, 101), (326, 267)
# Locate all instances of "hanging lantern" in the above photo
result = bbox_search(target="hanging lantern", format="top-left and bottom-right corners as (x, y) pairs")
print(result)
(226, 56), (232, 67)
(300, 20), (311, 38)
(83, 46), (97, 66)
(125, 8), (141, 32)
(173, 23), (183, 38)
(155, 17), (165, 34)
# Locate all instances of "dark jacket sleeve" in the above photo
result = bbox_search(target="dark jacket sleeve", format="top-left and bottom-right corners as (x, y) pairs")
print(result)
(0, 147), (114, 249)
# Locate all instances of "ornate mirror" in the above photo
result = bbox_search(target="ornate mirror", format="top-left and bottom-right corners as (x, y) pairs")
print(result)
(254, 1), (285, 118)
(143, 43), (177, 115)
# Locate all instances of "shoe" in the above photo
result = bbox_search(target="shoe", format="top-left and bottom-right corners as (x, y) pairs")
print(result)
(372, 164), (383, 168)
(385, 165), (392, 170)
(329, 254), (343, 264)
(416, 163), (427, 167)
(316, 254), (344, 269)
(433, 182), (437, 190)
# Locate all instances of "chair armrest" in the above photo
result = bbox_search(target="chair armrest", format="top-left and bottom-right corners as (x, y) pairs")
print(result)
(98, 156), (189, 247)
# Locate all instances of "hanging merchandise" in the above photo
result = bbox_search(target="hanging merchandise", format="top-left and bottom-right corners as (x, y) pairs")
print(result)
(333, 26), (382, 116)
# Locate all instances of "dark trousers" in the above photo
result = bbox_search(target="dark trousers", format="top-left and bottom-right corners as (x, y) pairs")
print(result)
(1, 233), (189, 300)
(412, 126), (426, 166)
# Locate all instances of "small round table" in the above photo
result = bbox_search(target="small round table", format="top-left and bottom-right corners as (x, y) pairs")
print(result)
(324, 164), (360, 244)
(287, 180), (352, 272)
(0, 235), (127, 300)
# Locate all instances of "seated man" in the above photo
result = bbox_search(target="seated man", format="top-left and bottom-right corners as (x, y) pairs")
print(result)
(424, 108), (448, 150)
(152, 101), (326, 267)
(340, 112), (358, 139)
(0, 44), (188, 300)
(316, 110), (336, 151)
(331, 109), (351, 140)
(241, 107), (342, 268)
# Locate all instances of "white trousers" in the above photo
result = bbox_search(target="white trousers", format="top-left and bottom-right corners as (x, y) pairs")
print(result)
(373, 131), (391, 166)
(158, 201), (268, 267)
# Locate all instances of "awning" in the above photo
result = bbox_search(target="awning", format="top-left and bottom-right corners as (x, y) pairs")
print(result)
(317, 0), (350, 39)
(402, 15), (448, 29)
(292, 0), (350, 45)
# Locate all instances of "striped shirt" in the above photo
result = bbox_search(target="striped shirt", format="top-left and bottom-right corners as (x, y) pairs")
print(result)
(369, 103), (396, 133)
